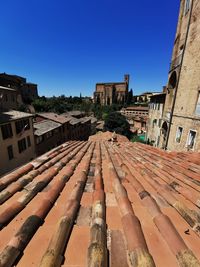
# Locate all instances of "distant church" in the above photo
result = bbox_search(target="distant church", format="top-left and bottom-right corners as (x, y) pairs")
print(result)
(94, 74), (129, 105)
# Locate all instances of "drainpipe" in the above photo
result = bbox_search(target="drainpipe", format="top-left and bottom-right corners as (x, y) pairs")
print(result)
(165, 0), (194, 150)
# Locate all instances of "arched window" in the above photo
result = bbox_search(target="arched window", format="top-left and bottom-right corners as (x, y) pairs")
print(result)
(168, 71), (177, 90)
(161, 121), (168, 139)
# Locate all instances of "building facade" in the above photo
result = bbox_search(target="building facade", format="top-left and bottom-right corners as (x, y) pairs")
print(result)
(0, 86), (22, 110)
(134, 92), (160, 103)
(0, 111), (35, 176)
(147, 93), (166, 147)
(120, 106), (148, 134)
(0, 73), (38, 103)
(35, 113), (71, 144)
(120, 106), (149, 118)
(94, 75), (129, 105)
(34, 119), (63, 156)
(160, 0), (200, 151)
(20, 82), (38, 102)
(36, 112), (92, 145)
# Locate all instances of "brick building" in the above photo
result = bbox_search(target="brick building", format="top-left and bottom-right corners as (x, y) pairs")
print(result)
(160, 0), (200, 151)
(35, 113), (92, 152)
(34, 119), (62, 156)
(35, 113), (71, 145)
(20, 82), (38, 102)
(67, 116), (91, 141)
(94, 74), (129, 105)
(0, 73), (38, 103)
(0, 86), (22, 110)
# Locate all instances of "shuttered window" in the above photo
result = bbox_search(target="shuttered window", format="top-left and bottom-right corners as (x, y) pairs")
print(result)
(7, 145), (14, 160)
(18, 138), (27, 153)
(15, 119), (30, 134)
(1, 123), (13, 139)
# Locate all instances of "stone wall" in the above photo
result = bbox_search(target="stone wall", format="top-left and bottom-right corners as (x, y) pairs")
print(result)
(162, 0), (200, 151)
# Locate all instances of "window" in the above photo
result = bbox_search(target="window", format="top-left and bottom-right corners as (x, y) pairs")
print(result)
(15, 119), (30, 134)
(1, 123), (13, 139)
(18, 138), (27, 153)
(168, 71), (177, 89)
(27, 136), (31, 147)
(46, 131), (53, 139)
(185, 0), (191, 15)
(187, 130), (196, 149)
(152, 119), (157, 128)
(195, 92), (200, 116)
(176, 127), (183, 143)
(36, 136), (44, 144)
(7, 145), (14, 160)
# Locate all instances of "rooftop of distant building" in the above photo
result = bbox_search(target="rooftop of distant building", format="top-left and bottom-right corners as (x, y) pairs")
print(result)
(34, 119), (61, 136)
(0, 110), (33, 124)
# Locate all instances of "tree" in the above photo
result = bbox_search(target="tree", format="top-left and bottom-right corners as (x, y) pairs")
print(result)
(127, 89), (133, 105)
(104, 112), (130, 137)
(80, 93), (82, 103)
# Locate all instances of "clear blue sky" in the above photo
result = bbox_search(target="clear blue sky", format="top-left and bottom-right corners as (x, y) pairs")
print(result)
(0, 0), (180, 97)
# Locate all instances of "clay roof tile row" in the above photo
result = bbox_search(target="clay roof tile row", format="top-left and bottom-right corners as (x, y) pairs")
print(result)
(0, 140), (200, 267)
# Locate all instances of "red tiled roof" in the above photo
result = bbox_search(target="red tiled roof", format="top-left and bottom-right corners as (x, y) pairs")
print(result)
(0, 141), (200, 266)
(37, 113), (71, 124)
(89, 131), (129, 142)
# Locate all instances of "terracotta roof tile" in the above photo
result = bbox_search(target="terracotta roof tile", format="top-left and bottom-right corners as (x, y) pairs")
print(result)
(0, 140), (200, 266)
(37, 112), (71, 124)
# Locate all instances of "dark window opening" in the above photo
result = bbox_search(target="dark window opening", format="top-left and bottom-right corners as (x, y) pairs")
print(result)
(18, 138), (27, 153)
(153, 119), (157, 128)
(7, 145), (14, 160)
(1, 123), (13, 139)
(161, 121), (168, 139)
(168, 71), (177, 90)
(176, 127), (183, 143)
(36, 135), (44, 144)
(15, 119), (30, 134)
(187, 130), (196, 149)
